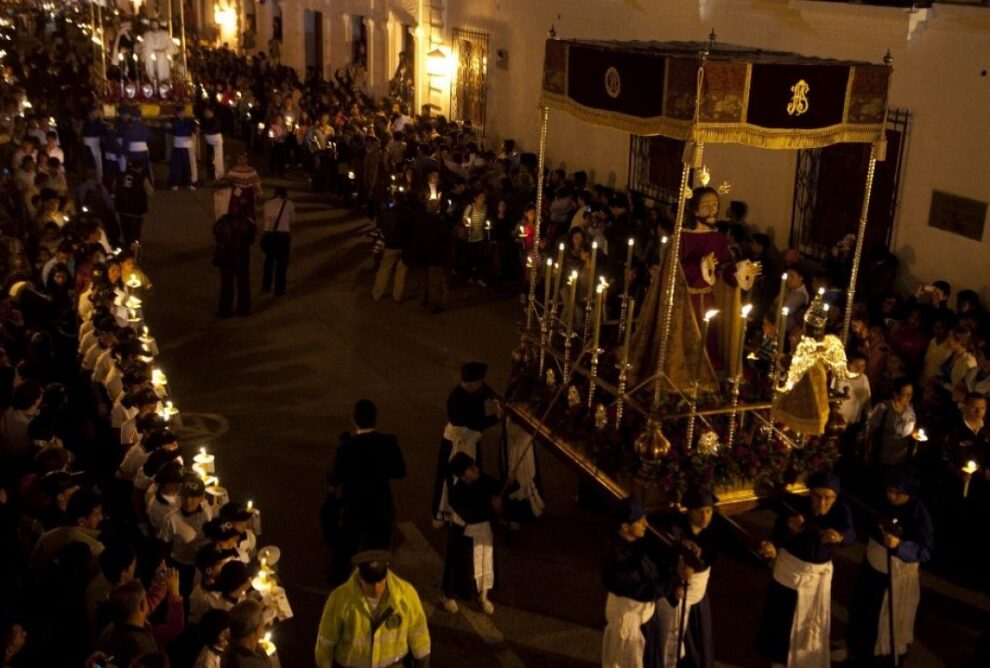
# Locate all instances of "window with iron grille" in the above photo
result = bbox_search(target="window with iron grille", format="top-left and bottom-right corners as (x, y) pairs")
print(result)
(789, 108), (910, 262)
(627, 134), (685, 208)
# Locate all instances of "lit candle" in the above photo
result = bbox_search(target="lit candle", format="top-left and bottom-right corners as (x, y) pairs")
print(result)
(566, 270), (578, 339)
(776, 306), (789, 359)
(622, 298), (636, 358)
(592, 280), (605, 352)
(963, 460), (979, 498)
(260, 631), (277, 656)
(485, 220), (492, 241)
(587, 241), (598, 300)
(698, 309), (719, 378)
(543, 257), (553, 308)
(738, 304), (753, 376)
(552, 242), (565, 298)
(193, 447), (215, 474)
(246, 500), (254, 512)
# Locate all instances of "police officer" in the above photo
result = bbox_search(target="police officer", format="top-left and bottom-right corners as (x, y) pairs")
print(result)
(315, 550), (431, 668)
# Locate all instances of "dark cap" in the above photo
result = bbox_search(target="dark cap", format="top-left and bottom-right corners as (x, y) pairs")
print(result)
(682, 487), (719, 510)
(808, 470), (841, 493)
(153, 460), (185, 485)
(217, 560), (250, 593)
(144, 448), (182, 478)
(219, 501), (254, 523)
(204, 518), (241, 542)
(133, 386), (160, 407)
(448, 451), (476, 478)
(353, 550), (391, 583)
(615, 496), (646, 524)
(180, 474), (206, 498)
(195, 544), (231, 570)
(461, 361), (488, 382)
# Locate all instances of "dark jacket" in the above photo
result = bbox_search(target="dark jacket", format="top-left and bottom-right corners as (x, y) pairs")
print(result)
(213, 212), (257, 268)
(114, 170), (149, 216)
(220, 641), (274, 667)
(97, 622), (159, 668)
(330, 431), (406, 525)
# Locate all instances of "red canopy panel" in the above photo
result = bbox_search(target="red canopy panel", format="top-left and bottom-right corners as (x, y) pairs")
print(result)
(541, 39), (891, 149)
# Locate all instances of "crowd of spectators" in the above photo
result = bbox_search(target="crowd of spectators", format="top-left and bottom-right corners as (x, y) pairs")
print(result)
(1, 11), (287, 668)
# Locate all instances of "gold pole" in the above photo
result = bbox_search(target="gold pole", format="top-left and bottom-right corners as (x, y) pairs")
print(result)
(178, 0), (189, 77)
(843, 50), (892, 346)
(527, 106), (550, 335)
(841, 151), (878, 346)
(168, 0), (174, 39)
(97, 3), (107, 82)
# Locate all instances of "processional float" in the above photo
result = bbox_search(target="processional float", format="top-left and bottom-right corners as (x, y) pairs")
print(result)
(505, 33), (893, 514)
(82, 0), (193, 119)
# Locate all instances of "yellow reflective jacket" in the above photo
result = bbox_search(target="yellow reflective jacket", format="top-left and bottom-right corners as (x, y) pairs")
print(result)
(315, 571), (431, 668)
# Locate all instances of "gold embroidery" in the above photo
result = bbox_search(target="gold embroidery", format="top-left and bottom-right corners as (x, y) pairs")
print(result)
(787, 79), (810, 116)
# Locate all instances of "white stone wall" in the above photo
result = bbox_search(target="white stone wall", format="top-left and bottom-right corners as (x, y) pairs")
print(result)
(272, 0), (990, 300)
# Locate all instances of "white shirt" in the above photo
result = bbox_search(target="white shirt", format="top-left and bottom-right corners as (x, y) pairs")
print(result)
(147, 493), (178, 533)
(161, 504), (213, 564)
(263, 197), (295, 232)
(117, 443), (150, 481)
(836, 373), (871, 425)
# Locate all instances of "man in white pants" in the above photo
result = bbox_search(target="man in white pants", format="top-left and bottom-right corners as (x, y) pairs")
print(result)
(200, 106), (224, 182)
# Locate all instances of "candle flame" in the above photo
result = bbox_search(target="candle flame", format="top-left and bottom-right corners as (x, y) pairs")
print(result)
(782, 307), (790, 316)
(741, 304), (753, 318)
(591, 241), (598, 249)
(964, 460), (978, 473)
(627, 238), (635, 246)
(703, 309), (719, 322)
(558, 242), (565, 251)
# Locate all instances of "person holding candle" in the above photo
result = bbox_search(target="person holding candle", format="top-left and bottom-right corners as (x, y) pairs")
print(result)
(222, 599), (280, 667)
(459, 189), (489, 286)
(864, 378), (919, 470)
(160, 474), (213, 599)
(219, 502), (259, 564)
(409, 167), (450, 313)
(846, 468), (933, 665)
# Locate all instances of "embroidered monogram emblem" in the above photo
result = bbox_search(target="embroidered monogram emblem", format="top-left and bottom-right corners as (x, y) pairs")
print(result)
(786, 79), (810, 116)
(604, 67), (621, 99)
(385, 612), (403, 629)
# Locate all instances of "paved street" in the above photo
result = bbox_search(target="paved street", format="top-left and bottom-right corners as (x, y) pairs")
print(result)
(136, 170), (985, 667)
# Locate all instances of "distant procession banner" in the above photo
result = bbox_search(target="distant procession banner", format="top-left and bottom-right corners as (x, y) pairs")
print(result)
(541, 39), (891, 149)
